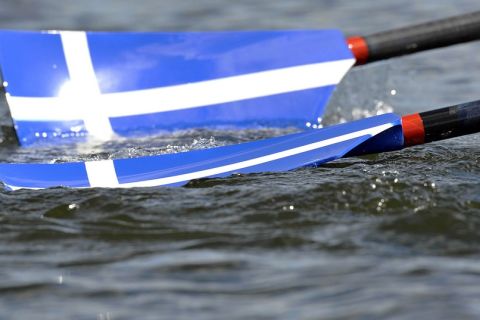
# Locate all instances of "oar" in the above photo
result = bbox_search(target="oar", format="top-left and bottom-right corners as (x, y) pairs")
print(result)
(0, 99), (478, 190)
(0, 11), (479, 146)
(348, 10), (480, 65)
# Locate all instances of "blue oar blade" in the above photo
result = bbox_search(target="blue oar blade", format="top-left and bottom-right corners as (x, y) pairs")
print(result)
(0, 30), (355, 146)
(0, 113), (403, 190)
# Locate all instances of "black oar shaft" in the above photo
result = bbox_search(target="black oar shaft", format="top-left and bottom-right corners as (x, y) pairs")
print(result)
(348, 11), (480, 64)
(402, 100), (480, 146)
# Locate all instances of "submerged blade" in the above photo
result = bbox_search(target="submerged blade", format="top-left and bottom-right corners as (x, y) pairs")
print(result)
(0, 30), (354, 146)
(0, 113), (402, 190)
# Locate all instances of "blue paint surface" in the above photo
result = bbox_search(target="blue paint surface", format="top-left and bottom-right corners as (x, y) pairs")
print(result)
(109, 86), (336, 136)
(87, 30), (352, 92)
(0, 29), (352, 146)
(14, 119), (87, 145)
(0, 113), (402, 189)
(0, 161), (89, 189)
(0, 31), (70, 97)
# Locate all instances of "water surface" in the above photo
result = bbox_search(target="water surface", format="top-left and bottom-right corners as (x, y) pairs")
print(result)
(0, 1), (480, 319)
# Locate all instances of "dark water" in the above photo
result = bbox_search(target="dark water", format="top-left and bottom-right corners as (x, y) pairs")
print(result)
(1, 1), (480, 319)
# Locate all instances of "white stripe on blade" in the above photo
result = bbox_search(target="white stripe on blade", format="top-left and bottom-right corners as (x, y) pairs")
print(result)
(7, 58), (355, 121)
(117, 123), (393, 188)
(85, 160), (119, 187)
(60, 31), (114, 139)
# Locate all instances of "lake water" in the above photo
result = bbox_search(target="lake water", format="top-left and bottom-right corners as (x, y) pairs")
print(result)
(0, 0), (480, 319)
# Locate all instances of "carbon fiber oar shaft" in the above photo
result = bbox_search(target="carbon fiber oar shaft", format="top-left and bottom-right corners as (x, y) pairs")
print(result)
(348, 11), (480, 64)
